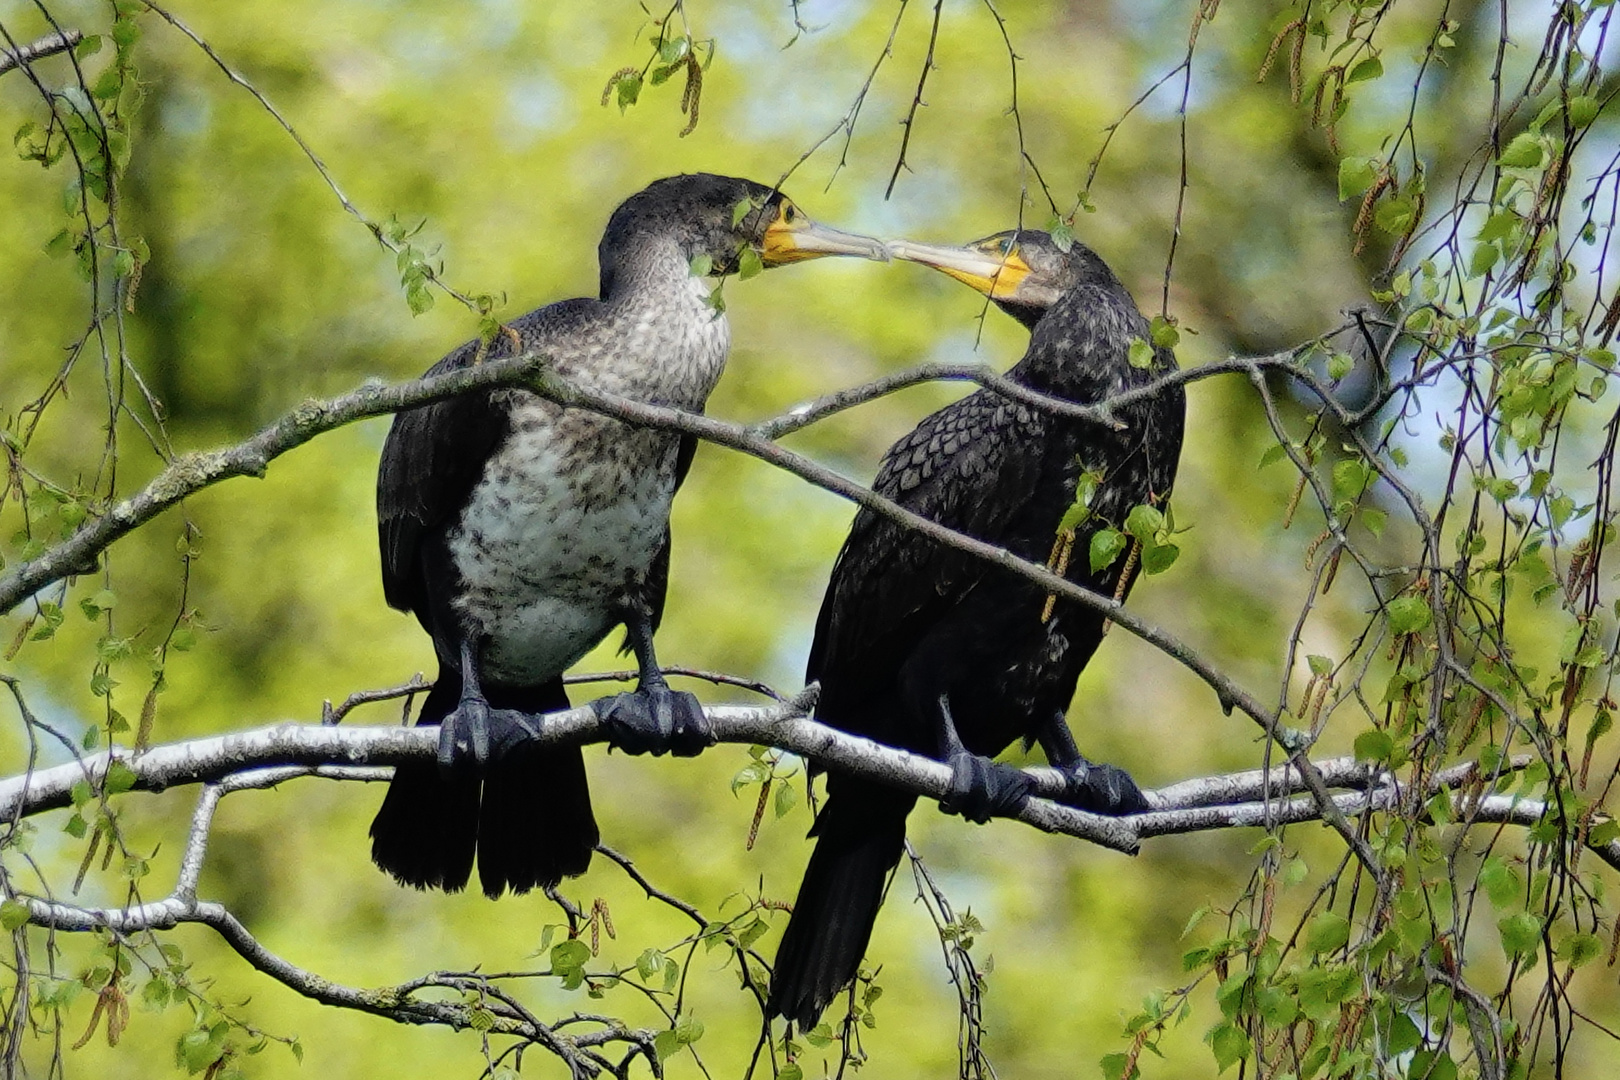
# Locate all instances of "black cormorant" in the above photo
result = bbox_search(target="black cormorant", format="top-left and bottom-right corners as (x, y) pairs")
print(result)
(369, 174), (887, 899)
(766, 229), (1185, 1027)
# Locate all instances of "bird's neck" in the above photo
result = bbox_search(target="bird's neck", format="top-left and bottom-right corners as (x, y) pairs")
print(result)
(582, 234), (730, 411)
(1010, 286), (1150, 404)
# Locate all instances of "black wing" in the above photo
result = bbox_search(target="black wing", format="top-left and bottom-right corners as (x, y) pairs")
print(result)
(641, 433), (698, 633)
(377, 299), (598, 616)
(807, 391), (1047, 719)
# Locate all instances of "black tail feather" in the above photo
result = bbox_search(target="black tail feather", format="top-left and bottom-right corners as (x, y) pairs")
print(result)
(368, 673), (599, 897)
(370, 678), (480, 891)
(766, 781), (915, 1029)
(476, 738), (599, 897)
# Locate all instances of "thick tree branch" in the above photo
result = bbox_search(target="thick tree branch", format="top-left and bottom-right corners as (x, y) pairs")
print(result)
(0, 706), (1592, 865)
(0, 30), (81, 77)
(0, 355), (556, 615)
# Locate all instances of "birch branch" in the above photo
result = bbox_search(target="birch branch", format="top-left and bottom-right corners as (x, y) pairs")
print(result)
(0, 705), (1595, 866)
(0, 30), (82, 77)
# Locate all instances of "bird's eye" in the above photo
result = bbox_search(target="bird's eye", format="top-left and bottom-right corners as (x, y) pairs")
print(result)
(781, 202), (798, 224)
(998, 237), (1016, 255)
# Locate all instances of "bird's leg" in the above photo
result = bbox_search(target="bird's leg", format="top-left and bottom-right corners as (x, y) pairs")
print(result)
(934, 694), (1033, 823)
(591, 607), (714, 757)
(437, 637), (541, 774)
(437, 637), (493, 774)
(1038, 715), (1149, 815)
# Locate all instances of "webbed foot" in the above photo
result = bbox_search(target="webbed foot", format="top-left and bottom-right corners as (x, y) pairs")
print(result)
(940, 752), (1034, 823)
(437, 697), (541, 775)
(1054, 757), (1150, 815)
(593, 686), (713, 757)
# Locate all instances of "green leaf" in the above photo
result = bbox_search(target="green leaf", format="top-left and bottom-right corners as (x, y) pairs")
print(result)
(1127, 338), (1154, 369)
(1149, 314), (1180, 349)
(1385, 594), (1432, 635)
(1387, 1012), (1422, 1055)
(1353, 729), (1394, 763)
(636, 948), (664, 980)
(1141, 542), (1179, 575)
(1305, 910), (1350, 954)
(1346, 56), (1383, 83)
(1567, 95), (1600, 128)
(731, 198), (759, 227)
(1557, 931), (1601, 967)
(1207, 1021), (1250, 1073)
(1410, 1050), (1458, 1080)
(674, 1015), (705, 1044)
(43, 228), (74, 259)
(653, 1029), (681, 1062)
(774, 780), (797, 818)
(176, 1028), (225, 1075)
(730, 761), (768, 794)
(91, 67), (122, 101)
(0, 899), (30, 930)
(1089, 528), (1127, 573)
(550, 938), (591, 974)
(1331, 457), (1370, 502)
(737, 246), (764, 280)
(104, 759), (137, 795)
(1337, 157), (1376, 202)
(1499, 132), (1544, 169)
(1046, 216), (1075, 253)
(778, 1065), (804, 1080)
(1498, 912), (1542, 958)
(74, 34), (104, 58)
(405, 280), (434, 315)
(1480, 856), (1523, 908)
(1327, 351), (1354, 380)
(1375, 196), (1416, 235)
(1307, 654), (1332, 676)
(1124, 505), (1164, 544)
(657, 35), (690, 64)
(615, 73), (643, 112)
(1100, 1052), (1135, 1080)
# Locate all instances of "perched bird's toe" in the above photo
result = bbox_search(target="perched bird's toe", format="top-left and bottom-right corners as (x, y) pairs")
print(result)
(594, 687), (714, 757)
(941, 752), (1033, 823)
(436, 696), (493, 774)
(1057, 758), (1150, 815)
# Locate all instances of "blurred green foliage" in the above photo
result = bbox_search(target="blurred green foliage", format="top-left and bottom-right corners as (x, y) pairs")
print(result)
(3, 1), (1619, 1078)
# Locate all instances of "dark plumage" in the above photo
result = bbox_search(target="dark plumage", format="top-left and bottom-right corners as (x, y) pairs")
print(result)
(766, 230), (1186, 1028)
(369, 173), (886, 899)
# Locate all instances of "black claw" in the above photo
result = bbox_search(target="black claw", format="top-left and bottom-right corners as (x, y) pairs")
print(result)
(940, 752), (1033, 823)
(593, 686), (713, 757)
(437, 694), (491, 774)
(1056, 758), (1150, 815)
(436, 698), (543, 776)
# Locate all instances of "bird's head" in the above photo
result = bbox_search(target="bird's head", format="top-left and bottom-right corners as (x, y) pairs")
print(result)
(887, 229), (1119, 329)
(599, 174), (887, 297)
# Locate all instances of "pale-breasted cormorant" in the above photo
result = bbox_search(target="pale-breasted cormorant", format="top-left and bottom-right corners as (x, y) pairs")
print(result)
(369, 174), (887, 899)
(766, 230), (1185, 1027)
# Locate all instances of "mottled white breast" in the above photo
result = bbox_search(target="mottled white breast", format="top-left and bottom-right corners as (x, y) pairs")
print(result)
(449, 270), (730, 685)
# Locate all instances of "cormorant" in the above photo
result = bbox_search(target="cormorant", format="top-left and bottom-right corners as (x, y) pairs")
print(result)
(766, 229), (1185, 1028)
(369, 174), (887, 899)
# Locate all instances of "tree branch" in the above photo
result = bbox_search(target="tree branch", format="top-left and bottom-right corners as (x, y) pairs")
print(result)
(0, 704), (1592, 865)
(0, 30), (82, 77)
(0, 355), (557, 616)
